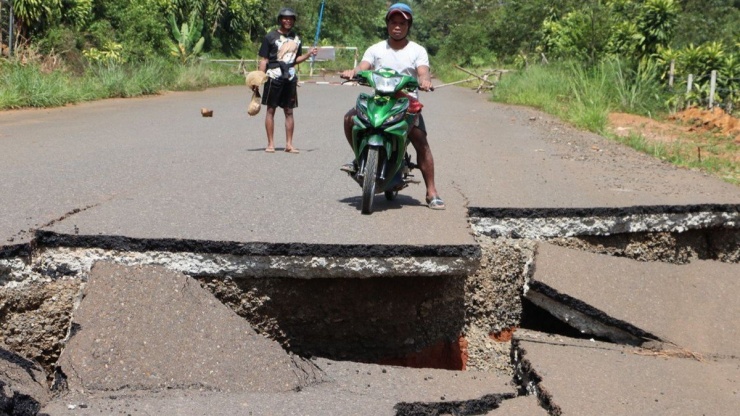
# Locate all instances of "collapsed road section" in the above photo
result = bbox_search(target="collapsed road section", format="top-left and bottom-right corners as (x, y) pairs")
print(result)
(0, 203), (738, 415)
(470, 203), (740, 415)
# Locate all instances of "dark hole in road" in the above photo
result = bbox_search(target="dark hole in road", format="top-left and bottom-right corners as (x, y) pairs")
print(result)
(520, 297), (611, 342)
(200, 274), (470, 371)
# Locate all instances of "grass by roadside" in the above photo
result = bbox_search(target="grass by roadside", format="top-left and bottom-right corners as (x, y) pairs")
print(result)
(491, 60), (739, 185)
(612, 118), (739, 185)
(0, 58), (244, 110)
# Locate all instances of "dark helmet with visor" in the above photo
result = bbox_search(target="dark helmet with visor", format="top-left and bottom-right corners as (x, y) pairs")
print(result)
(385, 3), (413, 25)
(277, 7), (297, 23)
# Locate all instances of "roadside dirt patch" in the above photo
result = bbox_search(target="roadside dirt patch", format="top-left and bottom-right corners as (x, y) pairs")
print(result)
(608, 107), (740, 145)
(608, 112), (684, 144)
(608, 108), (740, 181)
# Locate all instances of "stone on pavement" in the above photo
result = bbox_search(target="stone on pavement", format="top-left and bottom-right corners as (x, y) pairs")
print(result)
(55, 262), (321, 395)
(513, 330), (740, 416)
(528, 242), (740, 356)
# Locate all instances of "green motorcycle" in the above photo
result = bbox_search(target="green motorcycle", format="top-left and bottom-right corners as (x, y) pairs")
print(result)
(344, 68), (421, 214)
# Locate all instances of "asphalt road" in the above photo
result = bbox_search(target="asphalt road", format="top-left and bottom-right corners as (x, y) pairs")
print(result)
(1, 77), (739, 249)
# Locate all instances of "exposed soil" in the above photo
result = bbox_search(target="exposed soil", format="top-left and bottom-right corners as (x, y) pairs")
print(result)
(608, 107), (740, 145)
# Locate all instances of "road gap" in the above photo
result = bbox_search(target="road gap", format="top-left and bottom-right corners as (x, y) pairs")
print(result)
(0, 206), (737, 378)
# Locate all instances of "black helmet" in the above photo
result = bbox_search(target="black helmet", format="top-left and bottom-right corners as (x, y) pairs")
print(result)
(277, 7), (297, 23)
(385, 3), (413, 25)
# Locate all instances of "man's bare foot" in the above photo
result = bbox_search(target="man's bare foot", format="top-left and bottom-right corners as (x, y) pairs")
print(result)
(265, 147), (275, 153)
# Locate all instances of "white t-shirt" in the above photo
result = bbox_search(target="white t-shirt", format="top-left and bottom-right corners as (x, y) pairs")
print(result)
(361, 40), (429, 97)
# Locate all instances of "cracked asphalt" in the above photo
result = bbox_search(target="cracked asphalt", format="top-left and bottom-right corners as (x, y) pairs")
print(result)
(2, 76), (740, 415)
(2, 78), (739, 251)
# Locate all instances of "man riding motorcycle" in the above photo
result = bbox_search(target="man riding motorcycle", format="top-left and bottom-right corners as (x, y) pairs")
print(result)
(340, 3), (445, 210)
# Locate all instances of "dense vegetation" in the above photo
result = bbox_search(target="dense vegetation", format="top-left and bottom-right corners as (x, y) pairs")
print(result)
(1, 0), (738, 180)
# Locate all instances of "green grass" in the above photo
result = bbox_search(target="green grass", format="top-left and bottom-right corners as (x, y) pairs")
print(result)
(493, 58), (670, 132)
(614, 132), (739, 184)
(0, 57), (243, 110)
(490, 58), (738, 184)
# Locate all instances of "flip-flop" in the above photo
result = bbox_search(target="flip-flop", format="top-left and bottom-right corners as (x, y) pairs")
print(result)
(426, 196), (446, 210)
(265, 148), (275, 153)
(285, 148), (300, 154)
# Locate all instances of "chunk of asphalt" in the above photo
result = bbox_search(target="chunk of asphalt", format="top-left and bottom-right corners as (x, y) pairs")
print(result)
(42, 358), (522, 415)
(512, 330), (740, 416)
(0, 345), (50, 414)
(527, 242), (740, 356)
(54, 262), (322, 395)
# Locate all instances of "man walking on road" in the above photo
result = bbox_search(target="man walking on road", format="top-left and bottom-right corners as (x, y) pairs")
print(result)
(340, 3), (444, 210)
(256, 7), (317, 154)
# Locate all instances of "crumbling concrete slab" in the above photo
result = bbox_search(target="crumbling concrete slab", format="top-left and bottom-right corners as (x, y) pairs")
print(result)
(55, 262), (322, 394)
(513, 330), (740, 415)
(527, 242), (740, 356)
(43, 358), (521, 415)
(0, 345), (50, 415)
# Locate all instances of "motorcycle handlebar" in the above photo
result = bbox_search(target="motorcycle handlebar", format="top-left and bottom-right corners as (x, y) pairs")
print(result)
(339, 73), (434, 92)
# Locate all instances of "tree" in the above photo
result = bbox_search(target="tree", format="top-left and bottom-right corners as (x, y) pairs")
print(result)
(635, 0), (679, 55)
(168, 11), (204, 63)
(540, 0), (614, 63)
(673, 0), (740, 48)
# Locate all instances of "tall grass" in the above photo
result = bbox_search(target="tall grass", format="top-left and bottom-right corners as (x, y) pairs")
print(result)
(0, 60), (79, 108)
(492, 58), (738, 184)
(0, 58), (243, 110)
(493, 58), (669, 133)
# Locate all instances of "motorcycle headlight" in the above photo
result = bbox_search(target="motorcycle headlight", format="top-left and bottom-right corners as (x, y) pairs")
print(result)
(357, 110), (370, 125)
(382, 111), (406, 127)
(355, 98), (370, 124)
(372, 73), (401, 93)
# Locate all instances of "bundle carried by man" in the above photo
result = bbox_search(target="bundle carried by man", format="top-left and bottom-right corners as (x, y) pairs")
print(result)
(246, 70), (268, 116)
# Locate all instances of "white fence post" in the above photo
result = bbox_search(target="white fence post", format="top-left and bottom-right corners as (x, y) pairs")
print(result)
(685, 74), (694, 109)
(709, 70), (717, 109)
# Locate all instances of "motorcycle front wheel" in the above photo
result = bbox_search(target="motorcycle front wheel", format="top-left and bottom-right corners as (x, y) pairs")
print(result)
(361, 147), (379, 214)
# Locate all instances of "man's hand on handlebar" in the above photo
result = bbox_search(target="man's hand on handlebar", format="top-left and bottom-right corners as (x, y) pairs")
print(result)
(419, 78), (434, 92)
(340, 69), (356, 80)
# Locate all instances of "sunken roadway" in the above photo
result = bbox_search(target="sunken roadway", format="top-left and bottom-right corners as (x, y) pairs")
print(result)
(1, 75), (739, 415)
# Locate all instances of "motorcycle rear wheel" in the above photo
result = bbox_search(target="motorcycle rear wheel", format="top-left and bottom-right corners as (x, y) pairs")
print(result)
(361, 147), (379, 214)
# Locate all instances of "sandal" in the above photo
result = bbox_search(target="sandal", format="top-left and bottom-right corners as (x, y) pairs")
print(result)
(426, 195), (446, 210)
(340, 161), (357, 174)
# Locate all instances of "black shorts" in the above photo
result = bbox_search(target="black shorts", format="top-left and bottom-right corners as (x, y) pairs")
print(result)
(261, 77), (298, 109)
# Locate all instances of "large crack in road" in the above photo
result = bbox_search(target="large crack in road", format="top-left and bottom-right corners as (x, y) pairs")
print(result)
(0, 204), (738, 415)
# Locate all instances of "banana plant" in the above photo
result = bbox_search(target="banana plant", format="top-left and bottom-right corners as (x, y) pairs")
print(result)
(168, 12), (205, 64)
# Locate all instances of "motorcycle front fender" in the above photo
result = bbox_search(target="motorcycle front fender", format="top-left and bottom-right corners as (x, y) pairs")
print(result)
(359, 134), (392, 165)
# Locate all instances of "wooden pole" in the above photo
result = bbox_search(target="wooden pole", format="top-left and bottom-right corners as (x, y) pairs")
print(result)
(8, 2), (15, 56)
(8, 1), (13, 57)
(434, 77), (477, 88)
(668, 60), (675, 88)
(454, 65), (496, 87)
(685, 74), (694, 109)
(709, 70), (717, 109)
